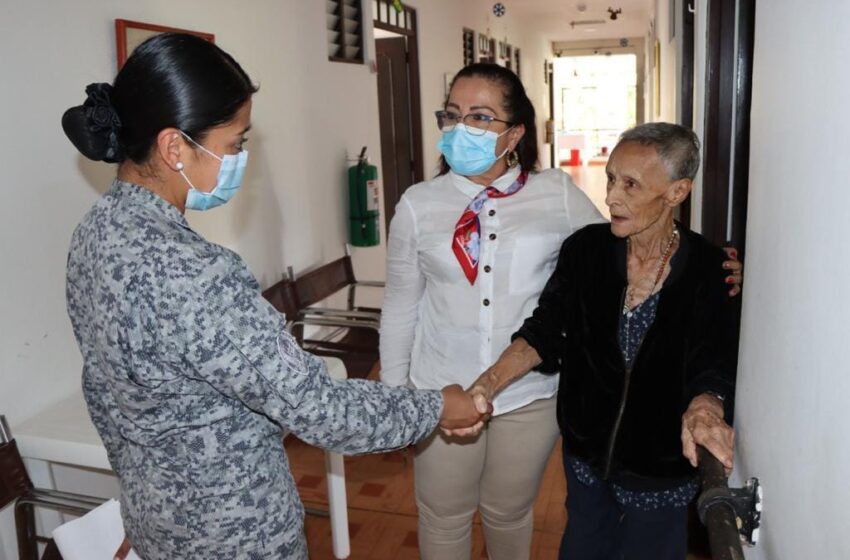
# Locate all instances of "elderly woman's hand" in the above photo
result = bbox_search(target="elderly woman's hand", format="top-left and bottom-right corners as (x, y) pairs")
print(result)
(723, 246), (743, 297)
(681, 393), (735, 475)
(439, 339), (541, 437)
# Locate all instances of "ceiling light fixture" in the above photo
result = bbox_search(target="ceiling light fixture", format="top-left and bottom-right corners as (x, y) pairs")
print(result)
(608, 7), (622, 20)
(570, 19), (606, 28)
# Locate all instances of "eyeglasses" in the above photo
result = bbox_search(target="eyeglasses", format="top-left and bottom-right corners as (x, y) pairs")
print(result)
(434, 110), (513, 136)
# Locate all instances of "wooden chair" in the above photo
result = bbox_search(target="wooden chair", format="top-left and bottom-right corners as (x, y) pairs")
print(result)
(0, 415), (104, 560)
(262, 248), (383, 379)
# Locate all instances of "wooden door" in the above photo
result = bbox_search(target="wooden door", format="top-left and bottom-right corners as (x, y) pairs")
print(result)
(701, 0), (756, 256)
(376, 36), (415, 227)
(679, 0), (695, 228)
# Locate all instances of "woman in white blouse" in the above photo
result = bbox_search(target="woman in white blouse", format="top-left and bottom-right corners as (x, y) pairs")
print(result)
(379, 63), (603, 560)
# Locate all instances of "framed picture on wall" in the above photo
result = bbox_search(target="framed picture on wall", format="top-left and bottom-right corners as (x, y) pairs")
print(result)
(115, 19), (215, 70)
(478, 33), (490, 56)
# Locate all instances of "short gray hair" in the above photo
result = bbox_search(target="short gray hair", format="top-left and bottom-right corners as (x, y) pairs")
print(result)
(618, 122), (701, 181)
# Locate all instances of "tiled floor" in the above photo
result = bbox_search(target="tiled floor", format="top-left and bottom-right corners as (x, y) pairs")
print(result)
(288, 436), (564, 559)
(287, 435), (711, 559)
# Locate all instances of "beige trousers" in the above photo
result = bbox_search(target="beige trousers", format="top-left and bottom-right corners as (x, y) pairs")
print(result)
(414, 395), (560, 560)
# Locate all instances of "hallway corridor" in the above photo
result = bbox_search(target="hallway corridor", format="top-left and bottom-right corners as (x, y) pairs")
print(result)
(563, 163), (610, 220)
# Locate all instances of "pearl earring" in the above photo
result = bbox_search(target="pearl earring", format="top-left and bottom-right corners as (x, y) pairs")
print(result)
(176, 162), (184, 171)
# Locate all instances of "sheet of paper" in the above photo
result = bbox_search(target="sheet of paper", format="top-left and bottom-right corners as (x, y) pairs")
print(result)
(52, 498), (142, 560)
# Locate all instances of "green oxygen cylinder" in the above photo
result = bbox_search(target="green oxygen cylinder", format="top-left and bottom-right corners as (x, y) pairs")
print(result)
(348, 146), (380, 247)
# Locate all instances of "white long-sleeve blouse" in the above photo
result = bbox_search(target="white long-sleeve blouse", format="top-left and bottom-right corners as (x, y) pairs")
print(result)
(379, 166), (606, 415)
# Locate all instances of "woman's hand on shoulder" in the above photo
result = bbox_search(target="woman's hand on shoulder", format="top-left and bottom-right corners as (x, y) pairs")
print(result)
(722, 246), (743, 297)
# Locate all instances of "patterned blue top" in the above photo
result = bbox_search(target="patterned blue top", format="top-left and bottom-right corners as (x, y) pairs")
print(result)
(619, 292), (661, 370)
(65, 180), (443, 559)
(568, 292), (699, 511)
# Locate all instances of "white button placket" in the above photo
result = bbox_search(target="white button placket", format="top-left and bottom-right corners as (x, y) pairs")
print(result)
(478, 199), (499, 370)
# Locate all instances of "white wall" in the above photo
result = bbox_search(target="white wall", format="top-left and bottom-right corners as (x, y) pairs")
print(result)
(515, 25), (553, 168)
(646, 0), (678, 122)
(0, 1), (551, 556)
(735, 1), (850, 558)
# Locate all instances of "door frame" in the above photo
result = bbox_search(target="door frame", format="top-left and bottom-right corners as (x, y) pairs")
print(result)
(699, 0), (756, 256)
(373, 1), (424, 185)
(678, 0), (695, 228)
(547, 60), (555, 168)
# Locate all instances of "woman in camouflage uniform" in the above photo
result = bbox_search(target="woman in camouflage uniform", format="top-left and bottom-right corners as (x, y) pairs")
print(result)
(62, 33), (485, 559)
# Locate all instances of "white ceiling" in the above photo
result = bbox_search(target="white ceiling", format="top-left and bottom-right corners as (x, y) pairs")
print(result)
(504, 0), (654, 43)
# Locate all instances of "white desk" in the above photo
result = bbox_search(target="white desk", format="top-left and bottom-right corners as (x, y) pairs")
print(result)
(12, 357), (351, 559)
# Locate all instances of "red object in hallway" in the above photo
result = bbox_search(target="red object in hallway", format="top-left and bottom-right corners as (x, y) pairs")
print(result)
(568, 148), (582, 166)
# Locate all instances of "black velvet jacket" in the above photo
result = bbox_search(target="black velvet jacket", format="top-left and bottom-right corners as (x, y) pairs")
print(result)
(515, 223), (740, 492)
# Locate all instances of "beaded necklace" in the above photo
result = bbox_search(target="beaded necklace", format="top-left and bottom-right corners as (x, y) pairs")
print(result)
(623, 228), (679, 315)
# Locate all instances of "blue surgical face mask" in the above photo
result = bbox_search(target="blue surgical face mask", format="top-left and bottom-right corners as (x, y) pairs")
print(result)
(437, 123), (513, 177)
(179, 132), (249, 211)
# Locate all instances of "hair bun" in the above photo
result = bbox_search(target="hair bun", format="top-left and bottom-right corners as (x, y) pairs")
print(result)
(61, 82), (124, 163)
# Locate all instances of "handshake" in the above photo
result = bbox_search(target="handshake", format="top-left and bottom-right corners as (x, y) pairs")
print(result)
(437, 383), (494, 438)
(433, 339), (534, 438)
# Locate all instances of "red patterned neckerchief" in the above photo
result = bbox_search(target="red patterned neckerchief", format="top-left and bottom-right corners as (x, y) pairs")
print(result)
(452, 171), (529, 285)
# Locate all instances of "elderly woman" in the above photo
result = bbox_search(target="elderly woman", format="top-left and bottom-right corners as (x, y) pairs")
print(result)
(464, 122), (739, 560)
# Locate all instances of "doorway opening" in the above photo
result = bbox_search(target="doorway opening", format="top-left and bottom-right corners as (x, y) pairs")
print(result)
(373, 1), (423, 229)
(555, 54), (637, 162)
(552, 53), (639, 218)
